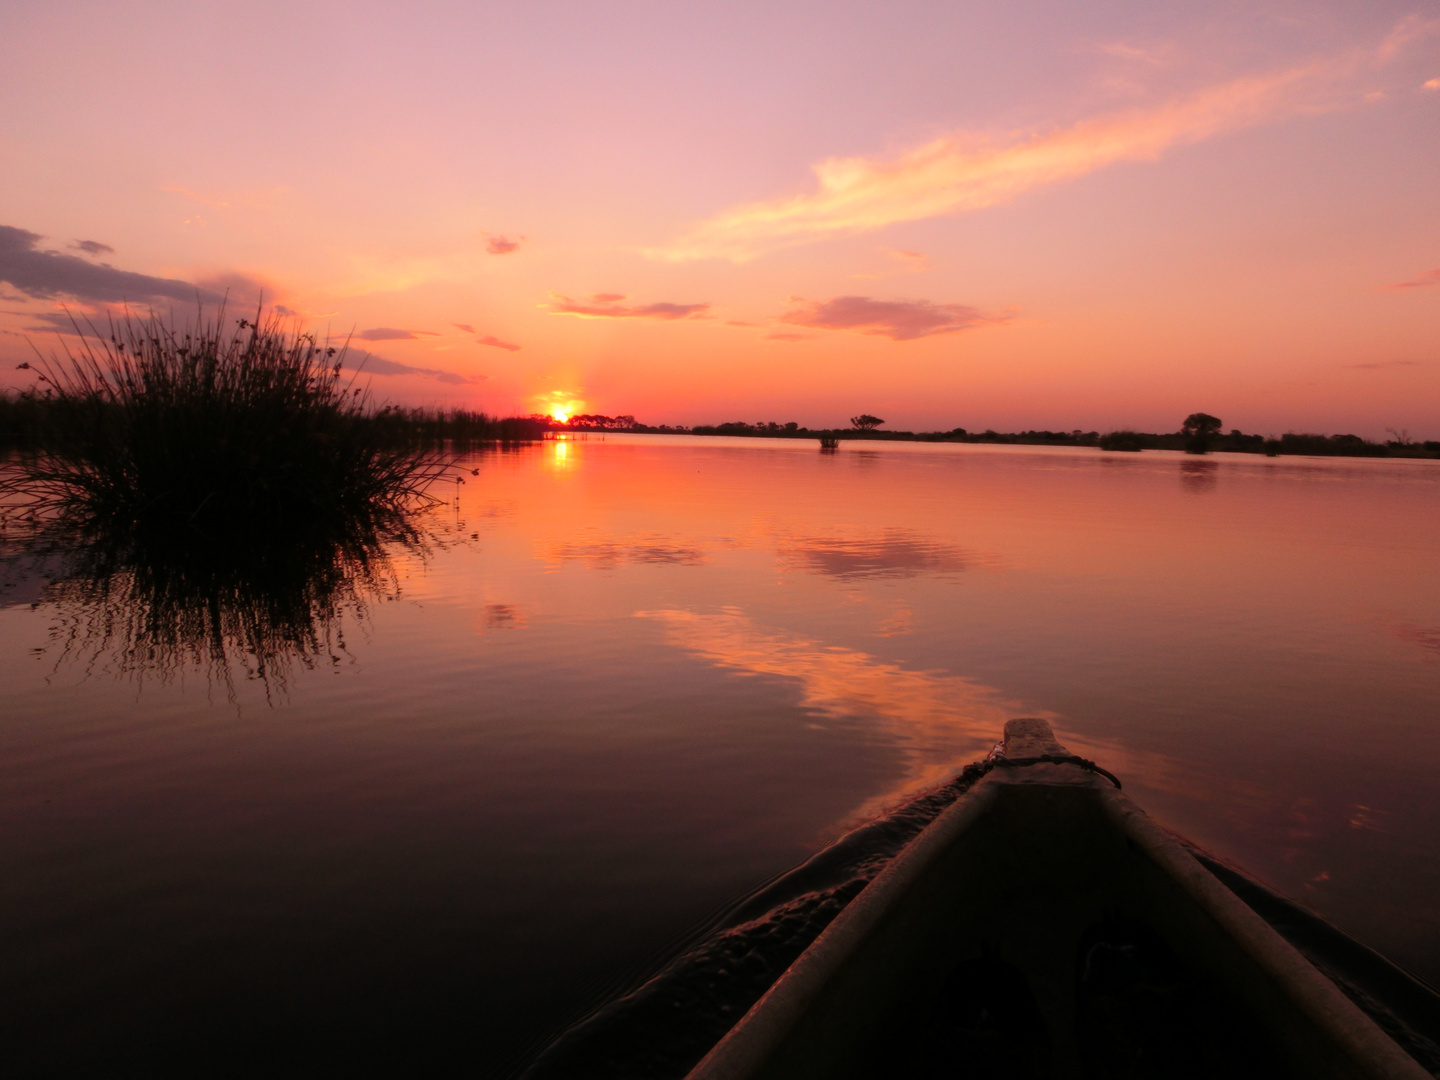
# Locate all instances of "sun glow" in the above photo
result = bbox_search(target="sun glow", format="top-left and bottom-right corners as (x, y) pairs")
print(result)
(532, 390), (586, 425)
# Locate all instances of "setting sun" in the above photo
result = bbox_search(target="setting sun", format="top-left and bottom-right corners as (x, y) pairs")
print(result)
(533, 391), (585, 425)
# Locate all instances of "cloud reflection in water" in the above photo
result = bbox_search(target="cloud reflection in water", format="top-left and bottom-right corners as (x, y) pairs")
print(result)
(777, 529), (990, 580)
(549, 535), (705, 569)
(636, 606), (1025, 823)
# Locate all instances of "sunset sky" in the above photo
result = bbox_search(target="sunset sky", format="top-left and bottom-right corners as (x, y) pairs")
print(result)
(2, 1), (1437, 436)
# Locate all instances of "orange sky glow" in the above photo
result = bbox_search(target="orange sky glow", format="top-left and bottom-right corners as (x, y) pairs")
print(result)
(1, 2), (1437, 437)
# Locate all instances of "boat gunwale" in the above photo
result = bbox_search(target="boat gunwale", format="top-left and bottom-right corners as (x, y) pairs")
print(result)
(684, 774), (1004, 1079)
(1096, 785), (1431, 1080)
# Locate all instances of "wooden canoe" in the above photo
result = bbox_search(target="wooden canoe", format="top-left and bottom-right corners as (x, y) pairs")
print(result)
(685, 719), (1437, 1080)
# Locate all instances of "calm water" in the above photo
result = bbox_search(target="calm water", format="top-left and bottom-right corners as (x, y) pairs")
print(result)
(2, 436), (1438, 1076)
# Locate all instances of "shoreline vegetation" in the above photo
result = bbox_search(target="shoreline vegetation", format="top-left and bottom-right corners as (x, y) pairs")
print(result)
(6, 397), (1439, 460)
(530, 413), (1440, 459)
(5, 393), (1438, 461)
(1, 333), (1434, 466)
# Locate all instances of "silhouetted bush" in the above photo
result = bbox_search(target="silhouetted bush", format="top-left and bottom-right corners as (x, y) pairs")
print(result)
(1, 308), (448, 536)
(1099, 431), (1144, 452)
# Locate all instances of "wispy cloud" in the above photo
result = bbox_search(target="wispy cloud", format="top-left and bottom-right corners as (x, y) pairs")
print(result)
(485, 234), (522, 255)
(452, 322), (476, 333)
(160, 183), (291, 212)
(12, 310), (90, 336)
(1343, 359), (1420, 370)
(69, 239), (114, 257)
(476, 334), (521, 352)
(781, 295), (1004, 341)
(1100, 41), (1171, 66)
(654, 23), (1435, 262)
(0, 225), (219, 304)
(345, 348), (484, 385)
(545, 292), (710, 320)
(356, 326), (418, 340)
(1387, 268), (1440, 289)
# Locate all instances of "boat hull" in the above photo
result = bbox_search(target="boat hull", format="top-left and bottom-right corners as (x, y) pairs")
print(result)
(687, 720), (1432, 1080)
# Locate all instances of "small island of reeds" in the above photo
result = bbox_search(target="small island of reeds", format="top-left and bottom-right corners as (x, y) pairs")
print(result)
(0, 308), (552, 694)
(0, 307), (549, 536)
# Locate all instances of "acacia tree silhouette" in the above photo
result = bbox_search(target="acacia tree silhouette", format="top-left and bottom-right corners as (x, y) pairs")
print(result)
(850, 414), (885, 431)
(1182, 412), (1222, 454)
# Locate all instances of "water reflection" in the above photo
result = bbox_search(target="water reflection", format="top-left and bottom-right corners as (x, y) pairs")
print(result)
(549, 534), (705, 569)
(636, 606), (1020, 820)
(1179, 459), (1219, 492)
(1394, 622), (1440, 659)
(481, 602), (527, 631)
(19, 509), (425, 699)
(777, 529), (986, 580)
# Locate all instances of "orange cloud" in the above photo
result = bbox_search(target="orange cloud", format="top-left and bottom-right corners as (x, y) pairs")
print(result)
(357, 327), (420, 340)
(545, 292), (710, 320)
(654, 19), (1440, 262)
(781, 295), (1006, 341)
(656, 69), (1318, 261)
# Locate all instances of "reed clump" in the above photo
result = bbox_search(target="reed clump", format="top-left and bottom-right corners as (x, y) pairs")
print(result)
(2, 307), (448, 536)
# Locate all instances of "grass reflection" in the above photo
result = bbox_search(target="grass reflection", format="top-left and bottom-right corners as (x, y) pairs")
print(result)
(17, 506), (426, 701)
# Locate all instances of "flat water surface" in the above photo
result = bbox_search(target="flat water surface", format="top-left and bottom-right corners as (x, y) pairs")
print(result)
(2, 437), (1438, 1076)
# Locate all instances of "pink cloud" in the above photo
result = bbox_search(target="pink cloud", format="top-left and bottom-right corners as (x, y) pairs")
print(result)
(1388, 268), (1440, 289)
(357, 327), (417, 341)
(486, 235), (522, 255)
(780, 295), (1005, 341)
(546, 292), (710, 320)
(453, 322), (476, 333)
(477, 334), (521, 352)
(345, 348), (485, 385)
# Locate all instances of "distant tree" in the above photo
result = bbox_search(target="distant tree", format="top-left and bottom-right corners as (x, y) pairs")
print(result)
(1182, 412), (1222, 454)
(850, 414), (885, 431)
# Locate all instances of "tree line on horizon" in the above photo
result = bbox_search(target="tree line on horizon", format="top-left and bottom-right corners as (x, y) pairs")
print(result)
(3, 391), (1435, 460)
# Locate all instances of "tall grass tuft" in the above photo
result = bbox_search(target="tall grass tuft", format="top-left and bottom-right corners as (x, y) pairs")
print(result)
(2, 306), (448, 534)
